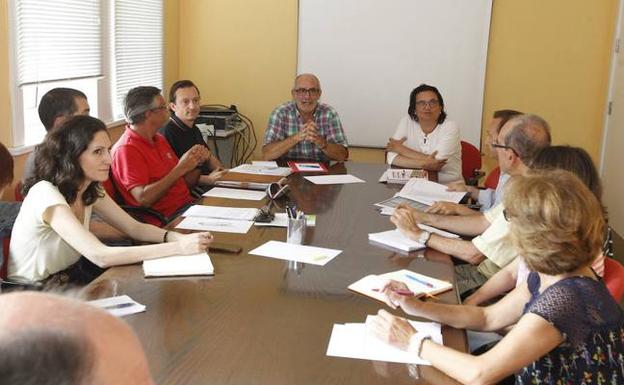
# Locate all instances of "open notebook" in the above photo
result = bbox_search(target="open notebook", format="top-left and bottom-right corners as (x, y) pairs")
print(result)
(143, 252), (214, 277)
(348, 269), (453, 302)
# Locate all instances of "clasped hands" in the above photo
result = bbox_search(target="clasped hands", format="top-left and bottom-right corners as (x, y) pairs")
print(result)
(296, 121), (327, 149)
(178, 144), (213, 173)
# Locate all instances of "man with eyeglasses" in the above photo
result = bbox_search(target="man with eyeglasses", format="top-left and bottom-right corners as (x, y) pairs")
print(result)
(262, 73), (348, 162)
(390, 114), (551, 294)
(111, 86), (206, 225)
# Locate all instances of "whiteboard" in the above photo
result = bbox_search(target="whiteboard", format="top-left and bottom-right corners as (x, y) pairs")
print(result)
(298, 0), (492, 148)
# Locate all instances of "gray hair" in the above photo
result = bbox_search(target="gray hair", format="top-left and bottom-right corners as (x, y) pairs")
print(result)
(504, 114), (552, 165)
(0, 328), (94, 385)
(124, 86), (162, 124)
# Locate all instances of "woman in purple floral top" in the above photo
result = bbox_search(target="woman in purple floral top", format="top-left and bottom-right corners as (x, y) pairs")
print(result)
(367, 170), (624, 385)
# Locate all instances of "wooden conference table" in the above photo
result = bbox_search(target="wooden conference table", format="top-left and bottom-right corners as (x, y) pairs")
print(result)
(88, 162), (467, 385)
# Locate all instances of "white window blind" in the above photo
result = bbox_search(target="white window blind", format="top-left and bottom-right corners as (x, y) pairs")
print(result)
(113, 0), (163, 119)
(15, 0), (101, 86)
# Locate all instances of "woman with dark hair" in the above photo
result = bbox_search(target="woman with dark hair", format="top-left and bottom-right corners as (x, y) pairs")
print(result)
(386, 84), (461, 183)
(463, 145), (608, 306)
(9, 115), (213, 283)
(0, 142), (13, 194)
(369, 170), (623, 384)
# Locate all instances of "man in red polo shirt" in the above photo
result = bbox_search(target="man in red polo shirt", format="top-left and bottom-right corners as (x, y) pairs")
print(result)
(111, 86), (209, 225)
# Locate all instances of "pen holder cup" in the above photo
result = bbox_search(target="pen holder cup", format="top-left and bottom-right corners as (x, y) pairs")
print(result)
(286, 216), (307, 245)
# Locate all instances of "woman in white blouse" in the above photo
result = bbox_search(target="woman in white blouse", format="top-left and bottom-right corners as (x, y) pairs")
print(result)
(386, 84), (462, 183)
(9, 115), (213, 284)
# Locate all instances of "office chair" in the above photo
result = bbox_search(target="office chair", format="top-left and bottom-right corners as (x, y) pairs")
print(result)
(460, 141), (483, 186)
(603, 257), (624, 303)
(102, 177), (168, 227)
(484, 166), (501, 190)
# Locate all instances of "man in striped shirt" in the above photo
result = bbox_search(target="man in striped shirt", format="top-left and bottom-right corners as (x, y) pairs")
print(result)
(262, 73), (348, 162)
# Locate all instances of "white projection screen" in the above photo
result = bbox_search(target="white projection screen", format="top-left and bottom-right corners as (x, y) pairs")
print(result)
(298, 0), (492, 148)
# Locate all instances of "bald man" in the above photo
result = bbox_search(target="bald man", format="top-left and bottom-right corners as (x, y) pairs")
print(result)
(262, 73), (349, 162)
(0, 292), (153, 385)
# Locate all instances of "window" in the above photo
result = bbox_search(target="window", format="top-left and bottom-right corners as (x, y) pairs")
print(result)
(9, 0), (163, 150)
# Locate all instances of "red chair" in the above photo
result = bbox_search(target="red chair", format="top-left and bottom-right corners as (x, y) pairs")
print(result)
(603, 257), (624, 303)
(14, 181), (24, 201)
(460, 141), (482, 185)
(1, 235), (9, 280)
(484, 166), (501, 190)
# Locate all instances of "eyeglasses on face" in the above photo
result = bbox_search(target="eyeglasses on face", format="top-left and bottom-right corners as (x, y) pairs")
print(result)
(491, 142), (519, 157)
(415, 99), (440, 109)
(293, 88), (320, 96)
(150, 105), (168, 112)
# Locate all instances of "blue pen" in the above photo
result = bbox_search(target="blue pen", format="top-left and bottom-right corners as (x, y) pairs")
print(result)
(404, 273), (434, 288)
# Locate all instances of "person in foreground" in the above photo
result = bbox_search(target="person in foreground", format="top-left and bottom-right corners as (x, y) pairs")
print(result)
(386, 84), (462, 183)
(369, 170), (624, 385)
(262, 73), (348, 162)
(9, 115), (213, 283)
(0, 292), (154, 385)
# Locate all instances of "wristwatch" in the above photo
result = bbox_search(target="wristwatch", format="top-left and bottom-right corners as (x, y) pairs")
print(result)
(417, 230), (431, 246)
(408, 331), (432, 357)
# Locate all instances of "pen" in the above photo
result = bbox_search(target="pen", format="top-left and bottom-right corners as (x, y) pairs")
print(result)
(404, 273), (434, 288)
(103, 302), (135, 310)
(373, 288), (414, 296)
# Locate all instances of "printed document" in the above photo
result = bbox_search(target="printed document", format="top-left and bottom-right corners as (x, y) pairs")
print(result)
(229, 163), (291, 176)
(176, 216), (254, 234)
(203, 187), (266, 200)
(182, 205), (259, 221)
(398, 178), (466, 206)
(88, 295), (146, 317)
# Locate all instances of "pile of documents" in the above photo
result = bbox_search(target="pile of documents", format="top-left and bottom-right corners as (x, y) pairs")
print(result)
(375, 178), (466, 211)
(368, 225), (459, 252)
(326, 315), (442, 365)
(176, 205), (258, 233)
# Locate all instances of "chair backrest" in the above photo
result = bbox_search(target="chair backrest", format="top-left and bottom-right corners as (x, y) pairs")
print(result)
(484, 166), (501, 190)
(603, 257), (624, 303)
(1, 235), (9, 280)
(460, 141), (482, 183)
(14, 181), (24, 201)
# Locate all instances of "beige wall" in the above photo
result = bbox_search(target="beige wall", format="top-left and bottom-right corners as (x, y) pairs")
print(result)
(0, 0), (619, 193)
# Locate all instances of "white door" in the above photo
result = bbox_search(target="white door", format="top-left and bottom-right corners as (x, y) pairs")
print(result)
(602, 2), (624, 237)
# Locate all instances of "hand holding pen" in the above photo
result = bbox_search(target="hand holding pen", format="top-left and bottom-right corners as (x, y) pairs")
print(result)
(379, 279), (427, 314)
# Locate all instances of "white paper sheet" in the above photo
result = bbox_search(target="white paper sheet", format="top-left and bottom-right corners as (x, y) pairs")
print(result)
(304, 174), (365, 185)
(254, 213), (316, 227)
(203, 187), (267, 201)
(176, 216), (254, 233)
(88, 295), (146, 317)
(368, 229), (425, 252)
(182, 205), (259, 221)
(326, 316), (442, 365)
(249, 240), (341, 266)
(229, 164), (291, 176)
(143, 253), (214, 277)
(398, 178), (466, 205)
(251, 161), (278, 167)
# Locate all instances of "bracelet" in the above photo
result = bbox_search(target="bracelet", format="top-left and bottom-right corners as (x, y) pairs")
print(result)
(408, 332), (432, 358)
(163, 231), (169, 243)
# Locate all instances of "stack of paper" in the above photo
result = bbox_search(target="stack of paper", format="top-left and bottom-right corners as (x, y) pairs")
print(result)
(398, 178), (466, 206)
(203, 187), (266, 201)
(326, 315), (442, 365)
(304, 174), (365, 185)
(143, 252), (214, 277)
(176, 216), (254, 233)
(182, 205), (259, 221)
(368, 229), (425, 252)
(348, 269), (453, 302)
(249, 240), (341, 266)
(378, 169), (428, 184)
(88, 295), (146, 317)
(229, 163), (292, 176)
